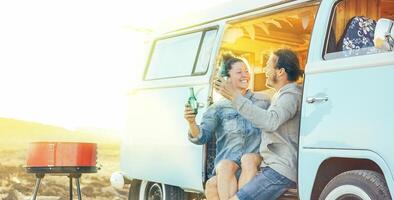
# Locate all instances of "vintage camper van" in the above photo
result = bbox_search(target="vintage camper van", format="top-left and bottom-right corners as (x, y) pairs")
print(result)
(111, 0), (394, 199)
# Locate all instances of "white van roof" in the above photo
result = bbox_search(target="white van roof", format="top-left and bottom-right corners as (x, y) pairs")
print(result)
(159, 0), (294, 33)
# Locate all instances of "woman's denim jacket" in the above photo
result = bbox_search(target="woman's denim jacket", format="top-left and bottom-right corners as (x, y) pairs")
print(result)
(189, 90), (270, 170)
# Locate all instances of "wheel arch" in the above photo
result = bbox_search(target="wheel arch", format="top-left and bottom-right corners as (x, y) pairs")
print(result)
(310, 157), (383, 199)
(305, 149), (394, 199)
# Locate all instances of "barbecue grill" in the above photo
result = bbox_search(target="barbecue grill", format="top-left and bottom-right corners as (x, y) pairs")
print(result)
(25, 142), (98, 200)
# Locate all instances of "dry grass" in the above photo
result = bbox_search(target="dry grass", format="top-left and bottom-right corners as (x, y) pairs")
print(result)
(0, 118), (129, 200)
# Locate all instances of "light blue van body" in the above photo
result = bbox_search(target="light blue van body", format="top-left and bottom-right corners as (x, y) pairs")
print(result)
(299, 0), (394, 198)
(118, 0), (394, 199)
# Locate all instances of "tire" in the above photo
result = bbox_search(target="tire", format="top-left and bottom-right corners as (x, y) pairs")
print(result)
(319, 170), (391, 200)
(139, 180), (187, 200)
(129, 180), (142, 200)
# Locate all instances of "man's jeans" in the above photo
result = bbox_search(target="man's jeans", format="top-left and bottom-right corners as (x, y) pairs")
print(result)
(237, 167), (295, 200)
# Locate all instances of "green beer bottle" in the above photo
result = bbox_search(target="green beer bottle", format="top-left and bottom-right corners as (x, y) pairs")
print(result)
(188, 87), (198, 114)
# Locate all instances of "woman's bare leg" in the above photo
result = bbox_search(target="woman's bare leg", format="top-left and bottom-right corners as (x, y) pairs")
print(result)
(216, 160), (240, 200)
(238, 153), (262, 189)
(205, 176), (219, 200)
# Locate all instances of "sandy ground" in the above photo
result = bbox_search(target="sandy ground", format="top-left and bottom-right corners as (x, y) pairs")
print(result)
(0, 143), (129, 200)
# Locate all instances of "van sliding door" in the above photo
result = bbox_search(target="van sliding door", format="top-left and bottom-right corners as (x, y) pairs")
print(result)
(121, 27), (222, 192)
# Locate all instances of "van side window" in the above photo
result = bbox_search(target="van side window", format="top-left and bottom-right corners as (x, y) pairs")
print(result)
(145, 29), (218, 80)
(194, 30), (217, 74)
(324, 0), (394, 60)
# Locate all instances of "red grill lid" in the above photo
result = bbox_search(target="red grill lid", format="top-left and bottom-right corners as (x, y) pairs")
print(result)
(26, 142), (97, 167)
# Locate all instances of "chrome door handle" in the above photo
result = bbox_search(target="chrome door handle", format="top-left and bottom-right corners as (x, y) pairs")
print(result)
(306, 96), (328, 104)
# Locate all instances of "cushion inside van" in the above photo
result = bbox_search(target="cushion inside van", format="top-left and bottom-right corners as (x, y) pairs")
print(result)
(337, 16), (376, 51)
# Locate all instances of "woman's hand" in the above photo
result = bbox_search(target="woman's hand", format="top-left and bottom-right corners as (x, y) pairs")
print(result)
(184, 104), (200, 138)
(184, 104), (197, 124)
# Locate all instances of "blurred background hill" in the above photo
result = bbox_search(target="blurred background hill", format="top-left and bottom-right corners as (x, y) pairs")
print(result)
(0, 117), (120, 145)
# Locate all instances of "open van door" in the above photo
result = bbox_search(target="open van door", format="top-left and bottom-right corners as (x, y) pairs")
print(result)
(120, 26), (223, 194)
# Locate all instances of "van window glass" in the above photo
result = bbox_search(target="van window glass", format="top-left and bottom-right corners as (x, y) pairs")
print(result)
(145, 32), (202, 80)
(324, 0), (394, 60)
(193, 30), (218, 74)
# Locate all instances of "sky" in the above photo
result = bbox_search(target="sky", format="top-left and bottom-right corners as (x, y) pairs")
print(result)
(0, 0), (230, 131)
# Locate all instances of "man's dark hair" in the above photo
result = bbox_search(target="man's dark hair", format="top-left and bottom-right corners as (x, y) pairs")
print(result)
(273, 49), (303, 81)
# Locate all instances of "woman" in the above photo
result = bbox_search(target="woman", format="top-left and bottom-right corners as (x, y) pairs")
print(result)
(184, 54), (270, 200)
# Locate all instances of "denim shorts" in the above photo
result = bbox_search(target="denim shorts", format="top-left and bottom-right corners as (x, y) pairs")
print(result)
(236, 167), (295, 200)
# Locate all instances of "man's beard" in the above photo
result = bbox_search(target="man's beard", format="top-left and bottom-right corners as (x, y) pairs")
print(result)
(266, 74), (278, 88)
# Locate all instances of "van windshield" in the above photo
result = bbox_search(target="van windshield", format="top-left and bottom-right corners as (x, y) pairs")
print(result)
(145, 29), (217, 80)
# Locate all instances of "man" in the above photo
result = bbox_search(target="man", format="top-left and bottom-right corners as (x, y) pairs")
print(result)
(214, 49), (303, 200)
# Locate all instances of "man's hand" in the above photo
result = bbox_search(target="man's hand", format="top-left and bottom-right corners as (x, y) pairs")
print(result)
(184, 104), (197, 124)
(213, 78), (240, 100)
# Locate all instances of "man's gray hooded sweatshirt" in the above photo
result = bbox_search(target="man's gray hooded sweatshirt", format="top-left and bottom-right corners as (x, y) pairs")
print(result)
(232, 82), (302, 182)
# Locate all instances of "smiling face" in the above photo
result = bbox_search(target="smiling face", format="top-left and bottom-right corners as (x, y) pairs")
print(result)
(227, 61), (250, 91)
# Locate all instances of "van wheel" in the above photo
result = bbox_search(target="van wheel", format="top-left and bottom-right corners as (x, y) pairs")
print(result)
(128, 180), (141, 200)
(139, 180), (187, 200)
(319, 170), (391, 200)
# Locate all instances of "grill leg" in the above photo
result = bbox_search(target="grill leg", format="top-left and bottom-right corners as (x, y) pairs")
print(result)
(76, 177), (82, 200)
(31, 173), (44, 200)
(69, 176), (73, 200)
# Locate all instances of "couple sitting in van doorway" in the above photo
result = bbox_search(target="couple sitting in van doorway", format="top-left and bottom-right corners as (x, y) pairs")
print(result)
(184, 53), (270, 200)
(185, 48), (303, 200)
(214, 49), (303, 200)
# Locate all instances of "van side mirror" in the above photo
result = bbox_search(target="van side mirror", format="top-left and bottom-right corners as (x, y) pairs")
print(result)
(374, 18), (394, 51)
